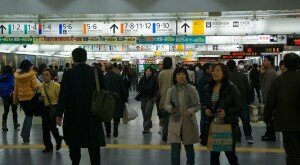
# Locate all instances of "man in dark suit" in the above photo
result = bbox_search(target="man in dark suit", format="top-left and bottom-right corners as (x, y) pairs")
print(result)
(264, 53), (300, 165)
(103, 63), (128, 138)
(227, 60), (253, 144)
(56, 48), (105, 165)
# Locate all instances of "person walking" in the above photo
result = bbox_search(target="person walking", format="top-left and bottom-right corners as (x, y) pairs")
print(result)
(39, 68), (63, 153)
(103, 63), (129, 138)
(203, 63), (242, 165)
(56, 48), (106, 165)
(165, 67), (200, 165)
(137, 67), (158, 134)
(226, 60), (253, 144)
(158, 57), (174, 141)
(264, 53), (300, 165)
(249, 64), (262, 103)
(13, 60), (38, 143)
(261, 56), (278, 141)
(0, 65), (20, 131)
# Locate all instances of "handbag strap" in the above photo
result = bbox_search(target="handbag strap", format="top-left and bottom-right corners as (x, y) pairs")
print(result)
(94, 67), (100, 92)
(43, 84), (52, 106)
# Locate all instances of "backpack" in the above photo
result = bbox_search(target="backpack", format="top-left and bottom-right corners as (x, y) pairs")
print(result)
(91, 68), (116, 122)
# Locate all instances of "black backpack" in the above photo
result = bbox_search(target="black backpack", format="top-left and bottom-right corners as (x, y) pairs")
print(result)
(91, 68), (116, 122)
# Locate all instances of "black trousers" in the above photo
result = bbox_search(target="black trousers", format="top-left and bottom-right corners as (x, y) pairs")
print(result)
(210, 144), (239, 165)
(69, 146), (101, 165)
(283, 132), (300, 165)
(264, 121), (276, 138)
(2, 96), (18, 122)
(104, 118), (120, 134)
(42, 106), (61, 149)
(251, 85), (261, 102)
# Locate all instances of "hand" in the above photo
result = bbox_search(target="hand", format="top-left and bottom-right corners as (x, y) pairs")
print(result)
(170, 108), (176, 113)
(217, 109), (225, 119)
(205, 109), (213, 117)
(56, 117), (62, 126)
(184, 111), (192, 117)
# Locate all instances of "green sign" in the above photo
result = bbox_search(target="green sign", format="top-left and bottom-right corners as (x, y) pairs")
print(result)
(137, 36), (206, 44)
(0, 37), (34, 44)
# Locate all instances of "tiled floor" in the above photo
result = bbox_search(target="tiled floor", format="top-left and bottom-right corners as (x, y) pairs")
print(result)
(0, 93), (286, 165)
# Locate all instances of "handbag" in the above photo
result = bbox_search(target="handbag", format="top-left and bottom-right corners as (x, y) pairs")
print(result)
(135, 92), (142, 101)
(207, 122), (233, 151)
(31, 92), (43, 117)
(43, 85), (57, 119)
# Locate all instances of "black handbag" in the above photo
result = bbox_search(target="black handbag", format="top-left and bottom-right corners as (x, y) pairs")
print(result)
(135, 92), (142, 101)
(43, 85), (57, 119)
(31, 92), (43, 116)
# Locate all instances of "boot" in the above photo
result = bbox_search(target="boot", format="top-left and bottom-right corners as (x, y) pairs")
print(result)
(2, 122), (8, 132)
(113, 125), (119, 137)
(14, 121), (20, 129)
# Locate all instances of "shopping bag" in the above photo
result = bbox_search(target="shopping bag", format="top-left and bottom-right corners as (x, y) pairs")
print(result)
(249, 104), (264, 123)
(123, 103), (138, 124)
(207, 123), (233, 151)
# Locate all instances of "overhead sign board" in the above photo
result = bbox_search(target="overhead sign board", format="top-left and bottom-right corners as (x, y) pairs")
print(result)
(230, 52), (261, 56)
(221, 55), (245, 59)
(206, 35), (286, 45)
(0, 22), (37, 37)
(137, 36), (205, 44)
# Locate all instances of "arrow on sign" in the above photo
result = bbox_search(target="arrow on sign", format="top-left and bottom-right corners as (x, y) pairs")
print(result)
(279, 35), (285, 41)
(181, 23), (190, 33)
(0, 25), (6, 34)
(110, 24), (118, 34)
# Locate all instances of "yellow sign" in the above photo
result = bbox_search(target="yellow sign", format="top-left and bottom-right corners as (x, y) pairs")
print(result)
(192, 20), (204, 35)
(176, 44), (184, 52)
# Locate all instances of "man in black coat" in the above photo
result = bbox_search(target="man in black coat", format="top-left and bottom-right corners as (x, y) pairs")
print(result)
(226, 60), (253, 144)
(103, 63), (129, 138)
(56, 48), (105, 165)
(264, 53), (300, 165)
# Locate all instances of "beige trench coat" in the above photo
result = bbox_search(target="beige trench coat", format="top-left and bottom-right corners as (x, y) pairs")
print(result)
(165, 85), (200, 145)
(158, 69), (174, 109)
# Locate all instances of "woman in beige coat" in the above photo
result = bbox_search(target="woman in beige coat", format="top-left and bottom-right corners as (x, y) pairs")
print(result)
(165, 67), (200, 165)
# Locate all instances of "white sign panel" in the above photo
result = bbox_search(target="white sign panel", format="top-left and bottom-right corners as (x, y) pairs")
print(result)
(206, 35), (286, 45)
(0, 22), (37, 37)
(184, 44), (243, 51)
(106, 21), (176, 36)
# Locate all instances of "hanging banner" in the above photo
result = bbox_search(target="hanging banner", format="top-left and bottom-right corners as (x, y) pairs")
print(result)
(0, 22), (37, 37)
(206, 35), (286, 45)
(137, 36), (206, 44)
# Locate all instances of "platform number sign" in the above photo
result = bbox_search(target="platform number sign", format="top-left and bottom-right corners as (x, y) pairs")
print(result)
(0, 24), (6, 34)
(270, 35), (278, 42)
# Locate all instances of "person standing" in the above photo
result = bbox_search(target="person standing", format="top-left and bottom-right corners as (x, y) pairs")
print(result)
(112, 63), (121, 75)
(103, 63), (129, 138)
(277, 60), (288, 75)
(57, 66), (64, 83)
(187, 65), (196, 85)
(158, 57), (174, 141)
(165, 67), (200, 165)
(121, 66), (132, 92)
(197, 63), (212, 133)
(137, 67), (158, 134)
(13, 60), (38, 143)
(156, 63), (164, 132)
(203, 63), (242, 165)
(0, 65), (20, 131)
(249, 64), (262, 103)
(264, 53), (300, 165)
(261, 56), (278, 141)
(39, 68), (63, 153)
(56, 48), (106, 165)
(226, 60), (253, 144)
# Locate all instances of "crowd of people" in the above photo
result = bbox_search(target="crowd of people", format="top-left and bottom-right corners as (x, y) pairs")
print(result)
(0, 47), (299, 165)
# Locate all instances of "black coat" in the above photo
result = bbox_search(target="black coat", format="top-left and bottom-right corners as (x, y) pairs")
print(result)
(249, 69), (261, 87)
(57, 63), (106, 148)
(264, 71), (300, 132)
(103, 71), (129, 119)
(203, 81), (243, 143)
(138, 75), (158, 98)
(228, 70), (251, 105)
(197, 73), (211, 105)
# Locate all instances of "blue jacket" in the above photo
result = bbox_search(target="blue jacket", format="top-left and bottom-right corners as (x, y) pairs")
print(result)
(0, 74), (14, 98)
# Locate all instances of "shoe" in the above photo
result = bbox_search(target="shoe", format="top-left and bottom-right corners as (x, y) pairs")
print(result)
(143, 130), (150, 134)
(2, 122), (8, 132)
(247, 139), (254, 144)
(158, 127), (164, 134)
(113, 125), (119, 137)
(261, 135), (276, 141)
(56, 136), (63, 151)
(13, 121), (20, 129)
(42, 148), (53, 153)
(162, 135), (167, 142)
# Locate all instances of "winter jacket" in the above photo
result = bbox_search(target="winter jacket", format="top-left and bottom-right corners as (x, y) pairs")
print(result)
(249, 69), (261, 87)
(261, 67), (277, 103)
(158, 69), (174, 109)
(228, 70), (251, 105)
(138, 75), (158, 99)
(0, 74), (14, 98)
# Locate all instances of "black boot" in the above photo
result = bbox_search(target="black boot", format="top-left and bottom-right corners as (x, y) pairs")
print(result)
(2, 122), (8, 132)
(113, 125), (119, 137)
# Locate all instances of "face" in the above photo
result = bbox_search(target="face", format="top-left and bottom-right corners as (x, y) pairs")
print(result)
(207, 66), (213, 74)
(158, 64), (163, 70)
(42, 71), (52, 83)
(101, 64), (106, 72)
(212, 65), (224, 82)
(280, 65), (287, 73)
(262, 59), (271, 67)
(176, 72), (187, 84)
(145, 69), (152, 77)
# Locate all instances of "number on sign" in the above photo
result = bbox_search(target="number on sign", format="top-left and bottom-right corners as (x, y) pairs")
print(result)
(87, 24), (97, 30)
(12, 24), (21, 30)
(63, 24), (72, 30)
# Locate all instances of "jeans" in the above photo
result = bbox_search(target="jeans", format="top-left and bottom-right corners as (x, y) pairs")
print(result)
(210, 145), (239, 165)
(20, 101), (35, 141)
(42, 106), (61, 149)
(2, 97), (18, 122)
(69, 146), (101, 165)
(141, 97), (154, 131)
(282, 132), (300, 165)
(171, 143), (195, 165)
(239, 105), (253, 140)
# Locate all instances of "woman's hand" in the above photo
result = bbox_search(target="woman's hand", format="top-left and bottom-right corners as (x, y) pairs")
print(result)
(184, 111), (192, 117)
(205, 109), (213, 117)
(217, 109), (225, 118)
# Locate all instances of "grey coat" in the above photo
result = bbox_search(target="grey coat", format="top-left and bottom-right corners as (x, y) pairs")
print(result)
(261, 67), (277, 103)
(165, 84), (200, 145)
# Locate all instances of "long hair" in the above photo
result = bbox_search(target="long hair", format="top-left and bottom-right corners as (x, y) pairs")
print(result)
(208, 63), (229, 86)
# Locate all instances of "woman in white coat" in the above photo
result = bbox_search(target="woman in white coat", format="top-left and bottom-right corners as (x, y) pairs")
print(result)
(165, 67), (200, 165)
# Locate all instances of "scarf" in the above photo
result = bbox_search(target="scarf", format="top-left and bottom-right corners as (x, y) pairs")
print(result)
(170, 83), (198, 122)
